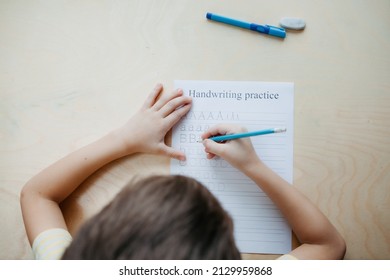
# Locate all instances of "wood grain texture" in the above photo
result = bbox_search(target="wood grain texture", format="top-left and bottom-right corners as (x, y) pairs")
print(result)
(1, 0), (389, 259)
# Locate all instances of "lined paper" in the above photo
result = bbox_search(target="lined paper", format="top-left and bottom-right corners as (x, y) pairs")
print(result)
(170, 80), (294, 254)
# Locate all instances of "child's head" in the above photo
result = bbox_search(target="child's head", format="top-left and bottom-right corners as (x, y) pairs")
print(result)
(62, 175), (240, 259)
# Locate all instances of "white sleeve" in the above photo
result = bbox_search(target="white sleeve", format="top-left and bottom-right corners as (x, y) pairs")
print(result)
(277, 254), (299, 260)
(32, 228), (73, 260)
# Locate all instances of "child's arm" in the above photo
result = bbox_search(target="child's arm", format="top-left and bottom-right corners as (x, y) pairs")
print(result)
(20, 84), (192, 245)
(202, 124), (346, 260)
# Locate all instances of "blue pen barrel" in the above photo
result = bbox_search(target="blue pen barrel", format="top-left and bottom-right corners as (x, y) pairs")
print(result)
(206, 13), (251, 30)
(206, 12), (286, 38)
(208, 128), (283, 142)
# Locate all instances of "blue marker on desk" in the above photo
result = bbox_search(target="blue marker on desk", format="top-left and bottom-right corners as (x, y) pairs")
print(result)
(206, 12), (286, 38)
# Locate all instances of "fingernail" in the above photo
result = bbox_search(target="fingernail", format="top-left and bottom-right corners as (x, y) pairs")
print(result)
(178, 155), (186, 161)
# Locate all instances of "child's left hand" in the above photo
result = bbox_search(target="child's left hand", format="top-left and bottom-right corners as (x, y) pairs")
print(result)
(115, 84), (192, 160)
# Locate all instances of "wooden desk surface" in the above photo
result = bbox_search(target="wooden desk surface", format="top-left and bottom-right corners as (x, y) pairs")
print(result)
(1, 0), (389, 259)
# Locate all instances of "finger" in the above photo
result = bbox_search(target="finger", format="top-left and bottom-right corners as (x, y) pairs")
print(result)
(206, 152), (217, 160)
(159, 144), (186, 161)
(202, 139), (226, 158)
(142, 83), (163, 110)
(201, 124), (245, 140)
(160, 95), (192, 118)
(153, 88), (183, 111)
(163, 101), (192, 130)
(201, 124), (230, 140)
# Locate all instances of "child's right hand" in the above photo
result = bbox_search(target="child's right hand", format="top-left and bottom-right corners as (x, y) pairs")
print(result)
(201, 124), (262, 173)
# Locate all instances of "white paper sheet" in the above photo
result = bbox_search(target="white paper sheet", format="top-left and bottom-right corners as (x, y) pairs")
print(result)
(170, 80), (294, 254)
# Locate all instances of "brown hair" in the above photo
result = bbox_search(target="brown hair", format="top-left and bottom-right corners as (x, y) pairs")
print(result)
(62, 175), (240, 259)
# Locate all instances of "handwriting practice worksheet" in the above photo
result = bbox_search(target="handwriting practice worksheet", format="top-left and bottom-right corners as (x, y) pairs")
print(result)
(171, 80), (294, 254)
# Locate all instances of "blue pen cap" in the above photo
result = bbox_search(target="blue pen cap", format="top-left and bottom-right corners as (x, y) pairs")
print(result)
(266, 25), (286, 38)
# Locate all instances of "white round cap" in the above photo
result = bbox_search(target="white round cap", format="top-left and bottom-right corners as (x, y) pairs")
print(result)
(279, 17), (306, 30)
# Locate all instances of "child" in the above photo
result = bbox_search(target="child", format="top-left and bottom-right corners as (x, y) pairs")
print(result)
(20, 84), (346, 260)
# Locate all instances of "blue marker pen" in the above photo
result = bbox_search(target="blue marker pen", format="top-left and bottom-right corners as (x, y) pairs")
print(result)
(206, 12), (286, 38)
(197, 128), (287, 143)
(206, 128), (287, 142)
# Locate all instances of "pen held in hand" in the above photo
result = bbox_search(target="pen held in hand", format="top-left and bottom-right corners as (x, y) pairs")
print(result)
(199, 128), (287, 143)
